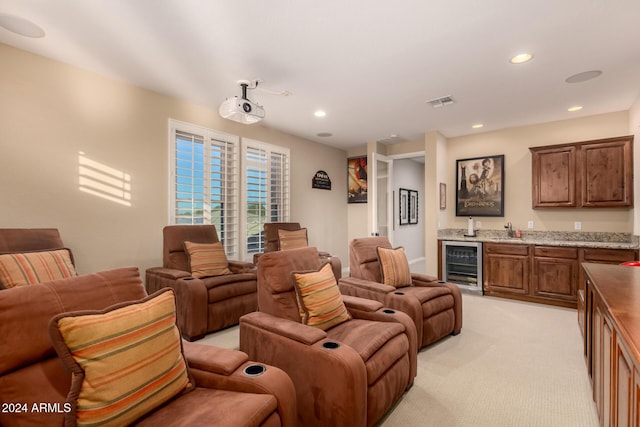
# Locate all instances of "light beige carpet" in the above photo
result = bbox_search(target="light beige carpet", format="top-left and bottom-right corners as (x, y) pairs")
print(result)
(196, 293), (599, 427)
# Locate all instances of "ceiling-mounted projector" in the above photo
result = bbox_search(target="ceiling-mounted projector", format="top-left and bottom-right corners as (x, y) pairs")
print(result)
(219, 81), (265, 124)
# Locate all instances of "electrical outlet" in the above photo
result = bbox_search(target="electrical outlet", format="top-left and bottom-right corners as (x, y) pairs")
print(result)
(574, 221), (582, 230)
(527, 221), (534, 229)
(476, 221), (481, 229)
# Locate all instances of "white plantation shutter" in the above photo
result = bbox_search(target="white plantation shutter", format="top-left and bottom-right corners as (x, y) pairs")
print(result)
(242, 139), (290, 260)
(169, 120), (239, 259)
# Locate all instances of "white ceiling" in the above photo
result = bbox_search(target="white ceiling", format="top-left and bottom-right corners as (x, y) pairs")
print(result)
(1, 0), (640, 151)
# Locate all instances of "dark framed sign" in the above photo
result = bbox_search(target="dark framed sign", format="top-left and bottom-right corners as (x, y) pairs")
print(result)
(347, 156), (367, 203)
(455, 154), (504, 217)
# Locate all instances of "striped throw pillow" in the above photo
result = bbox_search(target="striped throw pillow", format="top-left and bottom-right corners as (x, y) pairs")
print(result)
(278, 228), (308, 251)
(377, 246), (412, 288)
(183, 241), (231, 278)
(49, 289), (193, 427)
(292, 263), (351, 330)
(0, 249), (76, 288)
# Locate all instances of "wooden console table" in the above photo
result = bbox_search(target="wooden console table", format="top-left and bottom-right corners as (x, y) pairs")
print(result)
(581, 263), (640, 426)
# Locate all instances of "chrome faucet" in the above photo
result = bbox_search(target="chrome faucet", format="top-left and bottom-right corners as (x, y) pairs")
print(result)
(504, 222), (514, 237)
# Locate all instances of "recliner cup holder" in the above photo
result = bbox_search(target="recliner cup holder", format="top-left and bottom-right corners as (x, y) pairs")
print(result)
(393, 291), (405, 295)
(383, 309), (396, 314)
(243, 364), (266, 377)
(322, 341), (340, 350)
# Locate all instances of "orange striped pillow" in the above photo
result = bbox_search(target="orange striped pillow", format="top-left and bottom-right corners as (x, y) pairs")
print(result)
(0, 249), (76, 288)
(377, 246), (412, 288)
(183, 241), (231, 278)
(292, 263), (351, 330)
(278, 228), (308, 251)
(49, 289), (193, 427)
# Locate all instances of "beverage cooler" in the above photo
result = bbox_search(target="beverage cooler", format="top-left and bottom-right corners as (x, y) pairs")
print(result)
(441, 241), (483, 294)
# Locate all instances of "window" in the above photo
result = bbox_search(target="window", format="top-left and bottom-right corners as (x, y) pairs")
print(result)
(169, 121), (290, 261)
(169, 120), (239, 259)
(242, 139), (290, 260)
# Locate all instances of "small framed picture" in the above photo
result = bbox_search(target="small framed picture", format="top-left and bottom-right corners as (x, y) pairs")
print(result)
(409, 190), (418, 224)
(439, 183), (446, 210)
(399, 188), (409, 225)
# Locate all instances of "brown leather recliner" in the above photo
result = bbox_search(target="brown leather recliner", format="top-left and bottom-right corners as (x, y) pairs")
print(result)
(145, 225), (257, 341)
(0, 227), (74, 263)
(0, 267), (296, 427)
(240, 246), (417, 427)
(254, 222), (342, 278)
(340, 236), (462, 349)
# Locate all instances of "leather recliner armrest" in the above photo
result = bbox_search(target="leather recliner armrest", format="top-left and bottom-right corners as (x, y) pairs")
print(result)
(339, 276), (395, 293)
(411, 273), (441, 285)
(183, 342), (297, 427)
(228, 259), (256, 273)
(240, 312), (327, 345)
(172, 277), (209, 341)
(338, 276), (393, 304)
(183, 341), (248, 375)
(341, 294), (384, 312)
(146, 266), (192, 280)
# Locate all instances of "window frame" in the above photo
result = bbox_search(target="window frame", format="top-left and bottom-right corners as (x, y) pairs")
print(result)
(168, 119), (239, 259)
(241, 138), (290, 261)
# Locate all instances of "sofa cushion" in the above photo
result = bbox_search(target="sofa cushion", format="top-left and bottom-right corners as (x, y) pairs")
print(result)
(278, 228), (308, 251)
(376, 246), (412, 288)
(49, 288), (194, 427)
(184, 241), (231, 278)
(292, 263), (351, 330)
(0, 249), (76, 288)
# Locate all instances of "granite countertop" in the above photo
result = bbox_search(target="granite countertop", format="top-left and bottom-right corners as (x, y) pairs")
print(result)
(438, 229), (639, 250)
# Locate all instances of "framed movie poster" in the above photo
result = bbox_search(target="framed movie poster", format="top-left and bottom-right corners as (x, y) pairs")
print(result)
(347, 156), (368, 203)
(455, 154), (504, 217)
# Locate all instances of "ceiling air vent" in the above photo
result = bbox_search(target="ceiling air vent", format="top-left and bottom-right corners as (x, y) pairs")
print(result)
(378, 135), (406, 144)
(426, 95), (454, 108)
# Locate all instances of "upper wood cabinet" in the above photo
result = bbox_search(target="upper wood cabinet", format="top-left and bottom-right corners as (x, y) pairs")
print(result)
(530, 135), (633, 208)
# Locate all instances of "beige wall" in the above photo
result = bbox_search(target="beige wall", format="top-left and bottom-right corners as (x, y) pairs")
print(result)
(0, 43), (348, 274)
(444, 112), (633, 233)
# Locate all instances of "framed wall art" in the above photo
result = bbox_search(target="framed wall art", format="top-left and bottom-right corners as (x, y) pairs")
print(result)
(409, 190), (419, 224)
(439, 183), (446, 210)
(399, 188), (409, 225)
(347, 156), (367, 203)
(455, 154), (504, 217)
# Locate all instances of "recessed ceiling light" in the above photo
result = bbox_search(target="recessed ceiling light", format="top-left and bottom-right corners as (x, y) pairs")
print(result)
(565, 70), (602, 84)
(510, 53), (533, 64)
(568, 106), (583, 112)
(317, 132), (332, 137)
(0, 14), (45, 38)
(472, 124), (484, 129)
(314, 110), (326, 118)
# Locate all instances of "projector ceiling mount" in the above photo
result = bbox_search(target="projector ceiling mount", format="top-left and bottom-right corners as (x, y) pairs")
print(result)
(219, 79), (291, 125)
(219, 80), (265, 124)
